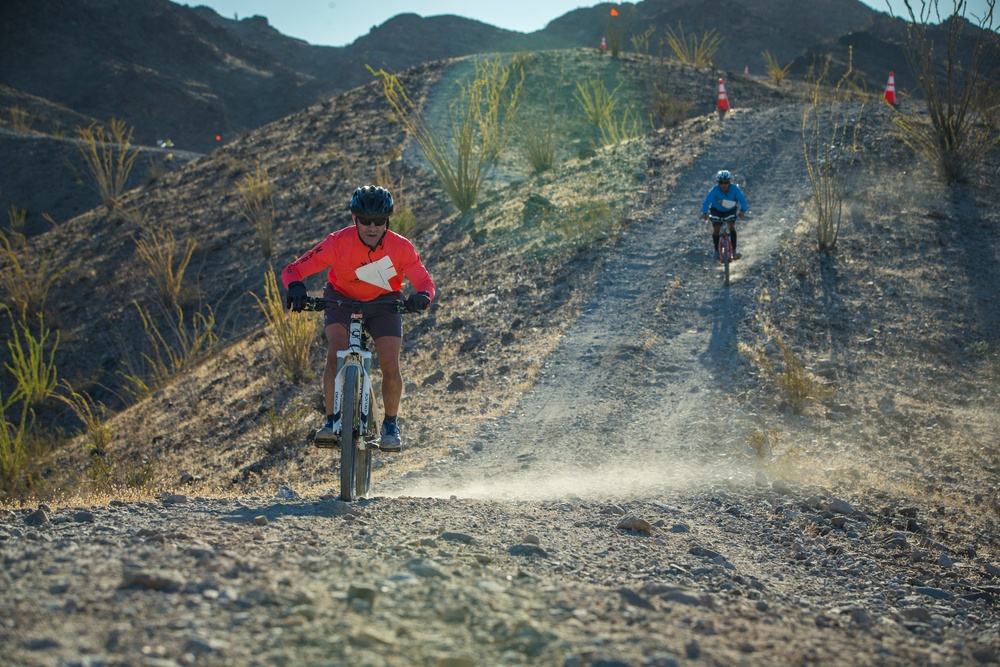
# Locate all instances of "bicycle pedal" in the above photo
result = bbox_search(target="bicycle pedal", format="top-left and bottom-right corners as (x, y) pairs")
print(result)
(313, 437), (340, 449)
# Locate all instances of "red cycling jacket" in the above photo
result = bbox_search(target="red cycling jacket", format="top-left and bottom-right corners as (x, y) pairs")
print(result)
(280, 226), (435, 302)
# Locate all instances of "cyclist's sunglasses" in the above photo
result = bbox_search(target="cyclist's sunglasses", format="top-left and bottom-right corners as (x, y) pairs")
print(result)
(356, 217), (389, 227)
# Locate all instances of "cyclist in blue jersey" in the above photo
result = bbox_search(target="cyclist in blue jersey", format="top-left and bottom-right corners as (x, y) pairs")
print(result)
(700, 170), (749, 260)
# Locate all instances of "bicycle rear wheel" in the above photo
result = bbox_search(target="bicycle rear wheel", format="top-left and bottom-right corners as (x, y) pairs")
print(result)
(339, 365), (361, 501)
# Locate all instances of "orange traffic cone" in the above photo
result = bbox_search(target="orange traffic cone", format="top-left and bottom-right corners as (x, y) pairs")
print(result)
(884, 71), (898, 106)
(717, 79), (731, 112)
(599, 36), (607, 52)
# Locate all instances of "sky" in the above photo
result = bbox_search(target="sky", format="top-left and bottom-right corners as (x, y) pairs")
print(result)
(172, 0), (996, 48)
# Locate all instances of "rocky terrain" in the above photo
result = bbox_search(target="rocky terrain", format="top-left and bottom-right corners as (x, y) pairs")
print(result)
(1, 38), (999, 666)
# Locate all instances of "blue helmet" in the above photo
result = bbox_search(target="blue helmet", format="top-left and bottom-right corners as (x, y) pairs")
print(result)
(349, 185), (394, 218)
(716, 170), (731, 183)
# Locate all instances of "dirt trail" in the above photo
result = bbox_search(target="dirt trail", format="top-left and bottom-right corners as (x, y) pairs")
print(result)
(386, 105), (812, 500)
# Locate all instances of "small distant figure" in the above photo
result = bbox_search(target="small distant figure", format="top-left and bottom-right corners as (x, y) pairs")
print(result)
(701, 170), (749, 260)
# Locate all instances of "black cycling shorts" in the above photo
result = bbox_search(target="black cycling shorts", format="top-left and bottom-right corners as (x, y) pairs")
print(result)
(709, 207), (738, 221)
(322, 285), (403, 339)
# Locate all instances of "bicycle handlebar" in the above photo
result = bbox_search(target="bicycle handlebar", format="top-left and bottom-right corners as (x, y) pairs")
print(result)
(301, 296), (414, 313)
(707, 212), (741, 222)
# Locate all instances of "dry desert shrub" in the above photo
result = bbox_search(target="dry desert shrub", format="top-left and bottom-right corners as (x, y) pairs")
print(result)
(891, 0), (1000, 183)
(251, 270), (317, 384)
(75, 118), (141, 213)
(0, 223), (64, 318)
(375, 159), (418, 238)
(119, 302), (218, 400)
(662, 22), (722, 67)
(0, 309), (59, 500)
(802, 49), (866, 252)
(236, 163), (276, 258)
(575, 78), (622, 128)
(9, 106), (34, 133)
(57, 381), (114, 457)
(134, 226), (197, 309)
(762, 50), (792, 84)
(371, 56), (524, 213)
(739, 337), (833, 414)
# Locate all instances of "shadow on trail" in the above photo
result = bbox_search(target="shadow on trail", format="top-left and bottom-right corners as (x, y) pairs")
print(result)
(704, 281), (740, 371)
(214, 498), (356, 524)
(943, 187), (1000, 347)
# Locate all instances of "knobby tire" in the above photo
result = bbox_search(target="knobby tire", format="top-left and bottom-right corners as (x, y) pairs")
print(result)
(340, 365), (361, 501)
(721, 235), (731, 287)
(355, 383), (377, 499)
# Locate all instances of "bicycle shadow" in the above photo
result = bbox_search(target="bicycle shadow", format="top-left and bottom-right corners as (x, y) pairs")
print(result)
(213, 498), (361, 525)
(702, 271), (744, 379)
(939, 186), (998, 342)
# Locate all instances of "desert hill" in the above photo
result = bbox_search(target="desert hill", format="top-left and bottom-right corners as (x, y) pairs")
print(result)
(1, 0), (340, 152)
(3, 0), (985, 155)
(0, 0), (999, 662)
(5, 0), (992, 235)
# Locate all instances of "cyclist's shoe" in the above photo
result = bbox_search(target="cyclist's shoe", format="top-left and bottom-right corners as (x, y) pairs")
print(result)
(379, 421), (402, 452)
(314, 422), (341, 448)
(732, 252), (742, 260)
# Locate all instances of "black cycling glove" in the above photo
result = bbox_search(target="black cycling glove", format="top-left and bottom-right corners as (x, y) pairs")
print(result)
(404, 291), (431, 312)
(285, 281), (308, 312)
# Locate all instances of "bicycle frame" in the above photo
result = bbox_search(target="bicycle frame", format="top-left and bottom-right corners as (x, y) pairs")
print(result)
(709, 212), (737, 286)
(332, 311), (379, 448)
(302, 296), (410, 501)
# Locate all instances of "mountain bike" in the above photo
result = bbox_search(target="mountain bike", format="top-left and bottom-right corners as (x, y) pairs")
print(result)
(302, 296), (412, 501)
(709, 212), (738, 286)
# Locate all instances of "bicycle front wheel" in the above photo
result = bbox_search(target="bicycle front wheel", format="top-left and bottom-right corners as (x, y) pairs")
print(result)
(721, 236), (731, 286)
(339, 365), (361, 502)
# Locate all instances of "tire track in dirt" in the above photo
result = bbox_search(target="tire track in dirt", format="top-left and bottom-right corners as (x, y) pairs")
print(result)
(386, 105), (812, 499)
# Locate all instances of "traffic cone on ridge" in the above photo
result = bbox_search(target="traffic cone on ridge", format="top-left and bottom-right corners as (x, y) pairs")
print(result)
(717, 78), (731, 113)
(884, 71), (898, 107)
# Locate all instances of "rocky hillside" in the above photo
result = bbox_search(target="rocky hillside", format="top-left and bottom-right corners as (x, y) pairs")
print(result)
(0, 0), (533, 152)
(3, 0), (989, 153)
(6, 0), (996, 236)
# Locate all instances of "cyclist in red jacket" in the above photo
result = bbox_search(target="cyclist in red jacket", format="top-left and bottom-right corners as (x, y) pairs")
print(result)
(282, 185), (435, 451)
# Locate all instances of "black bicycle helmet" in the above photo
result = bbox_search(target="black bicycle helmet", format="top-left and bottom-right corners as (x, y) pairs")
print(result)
(716, 170), (732, 183)
(349, 185), (394, 218)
